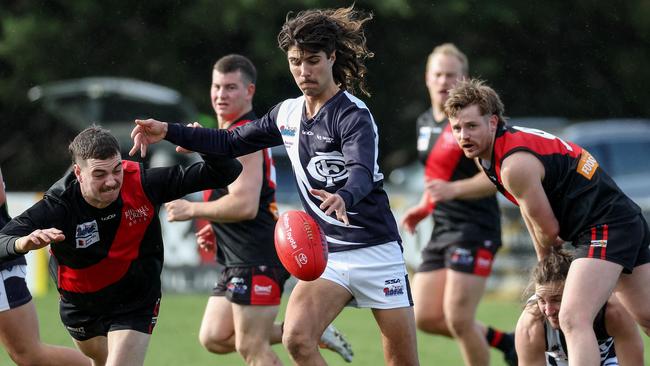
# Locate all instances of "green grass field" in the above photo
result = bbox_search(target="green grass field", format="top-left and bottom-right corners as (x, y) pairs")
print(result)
(2, 291), (649, 365)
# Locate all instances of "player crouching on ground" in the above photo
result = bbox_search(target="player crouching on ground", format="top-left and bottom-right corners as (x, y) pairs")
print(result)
(516, 249), (643, 365)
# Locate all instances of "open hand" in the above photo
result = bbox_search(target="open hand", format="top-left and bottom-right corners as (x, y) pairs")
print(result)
(310, 189), (349, 225)
(14, 228), (65, 253)
(129, 119), (168, 158)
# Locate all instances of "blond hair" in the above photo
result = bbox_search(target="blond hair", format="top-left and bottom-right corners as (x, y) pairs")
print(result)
(426, 43), (468, 76)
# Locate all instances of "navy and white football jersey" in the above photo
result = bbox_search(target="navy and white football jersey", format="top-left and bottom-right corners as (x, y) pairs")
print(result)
(166, 90), (401, 252)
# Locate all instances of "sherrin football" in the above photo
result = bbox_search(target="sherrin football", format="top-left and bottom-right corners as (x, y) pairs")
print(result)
(274, 210), (328, 281)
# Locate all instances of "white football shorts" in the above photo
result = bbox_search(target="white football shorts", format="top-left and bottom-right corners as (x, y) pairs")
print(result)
(0, 264), (31, 312)
(321, 241), (413, 309)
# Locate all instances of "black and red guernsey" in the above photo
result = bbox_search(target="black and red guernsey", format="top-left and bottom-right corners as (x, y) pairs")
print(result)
(481, 124), (641, 241)
(0, 156), (241, 311)
(203, 111), (282, 267)
(416, 109), (500, 245)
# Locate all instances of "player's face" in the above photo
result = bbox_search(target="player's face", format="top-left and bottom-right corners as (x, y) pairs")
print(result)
(449, 104), (498, 160)
(75, 154), (123, 209)
(287, 46), (336, 97)
(426, 54), (464, 111)
(535, 281), (564, 329)
(211, 69), (254, 125)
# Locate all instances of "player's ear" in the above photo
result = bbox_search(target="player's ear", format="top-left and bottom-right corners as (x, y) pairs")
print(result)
(247, 82), (256, 99)
(73, 164), (82, 182)
(489, 114), (499, 132)
(328, 51), (336, 64)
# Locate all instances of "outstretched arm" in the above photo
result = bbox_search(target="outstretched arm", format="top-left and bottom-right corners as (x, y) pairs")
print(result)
(130, 119), (169, 158)
(12, 228), (65, 254)
(501, 152), (560, 260)
(426, 171), (497, 202)
(165, 151), (264, 223)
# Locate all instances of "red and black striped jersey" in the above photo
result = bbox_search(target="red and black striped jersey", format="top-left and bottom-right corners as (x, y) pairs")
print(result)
(0, 157), (241, 311)
(204, 111), (281, 267)
(481, 124), (641, 241)
(416, 109), (500, 245)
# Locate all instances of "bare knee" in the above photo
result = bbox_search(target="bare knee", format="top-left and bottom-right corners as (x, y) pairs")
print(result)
(445, 312), (475, 339)
(236, 335), (268, 362)
(199, 332), (234, 354)
(283, 328), (317, 360)
(558, 309), (592, 336)
(8, 347), (46, 366)
(415, 312), (450, 336)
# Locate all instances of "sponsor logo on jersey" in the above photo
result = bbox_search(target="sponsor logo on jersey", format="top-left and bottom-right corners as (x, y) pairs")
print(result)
(306, 151), (348, 187)
(383, 278), (404, 297)
(75, 220), (100, 249)
(254, 284), (273, 295)
(577, 150), (599, 180)
(101, 213), (117, 221)
(124, 205), (150, 226)
(316, 134), (335, 144)
(417, 126), (432, 151)
(279, 125), (297, 137)
(302, 130), (314, 135)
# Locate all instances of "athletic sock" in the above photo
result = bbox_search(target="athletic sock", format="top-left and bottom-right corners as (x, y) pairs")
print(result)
(485, 327), (514, 354)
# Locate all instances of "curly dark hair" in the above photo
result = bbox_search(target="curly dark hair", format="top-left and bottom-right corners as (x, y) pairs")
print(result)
(277, 6), (374, 96)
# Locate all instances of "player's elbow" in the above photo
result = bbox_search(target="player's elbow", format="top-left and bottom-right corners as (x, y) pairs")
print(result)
(238, 203), (259, 220)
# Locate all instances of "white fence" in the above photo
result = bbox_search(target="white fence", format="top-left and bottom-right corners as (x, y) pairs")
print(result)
(8, 191), (650, 298)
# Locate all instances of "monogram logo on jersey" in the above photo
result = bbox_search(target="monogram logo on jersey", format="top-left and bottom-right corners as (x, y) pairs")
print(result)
(75, 220), (100, 249)
(306, 151), (348, 187)
(124, 205), (150, 226)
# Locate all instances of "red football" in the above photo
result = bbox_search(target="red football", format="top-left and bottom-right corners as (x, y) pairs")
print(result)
(274, 210), (328, 281)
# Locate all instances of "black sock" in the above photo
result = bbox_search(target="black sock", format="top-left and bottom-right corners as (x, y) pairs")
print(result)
(485, 327), (514, 353)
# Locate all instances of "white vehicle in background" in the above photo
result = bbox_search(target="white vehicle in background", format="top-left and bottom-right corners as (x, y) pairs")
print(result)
(561, 119), (650, 209)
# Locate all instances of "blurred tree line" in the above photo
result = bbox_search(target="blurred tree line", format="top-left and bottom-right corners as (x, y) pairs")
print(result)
(1, 0), (650, 190)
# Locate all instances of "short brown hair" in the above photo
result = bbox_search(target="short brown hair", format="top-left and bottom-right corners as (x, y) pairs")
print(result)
(214, 54), (257, 85)
(444, 78), (505, 123)
(277, 6), (374, 96)
(69, 126), (120, 164)
(427, 43), (469, 76)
